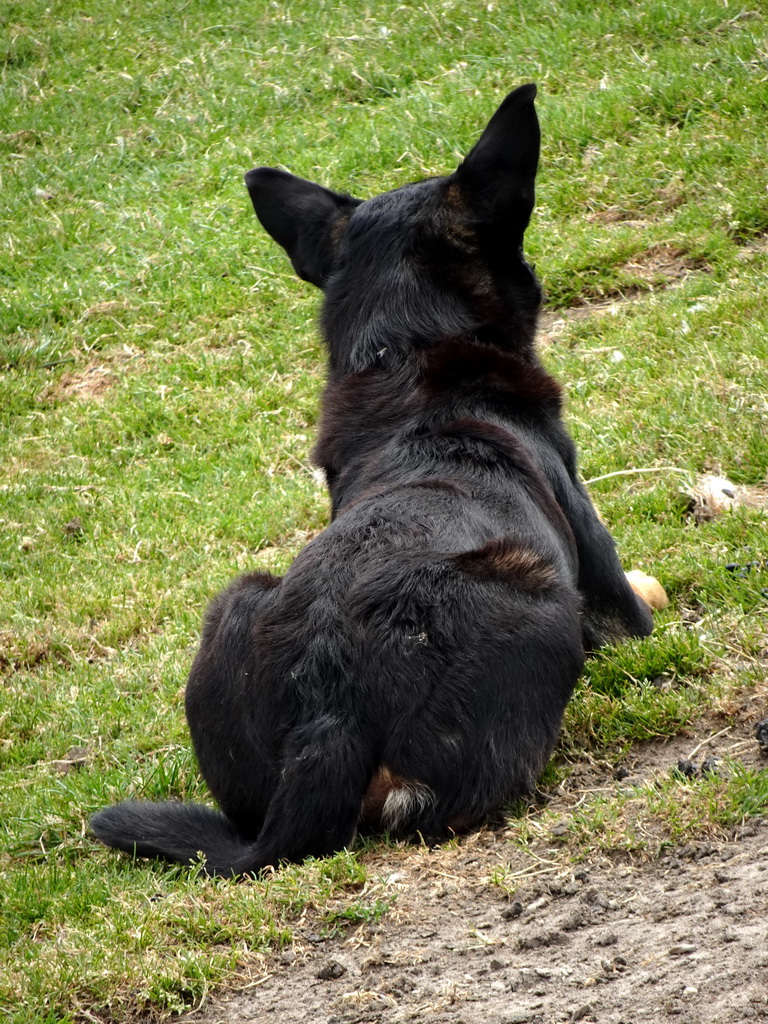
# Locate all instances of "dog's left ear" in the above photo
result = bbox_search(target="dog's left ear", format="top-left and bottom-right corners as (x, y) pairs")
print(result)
(245, 167), (361, 288)
(455, 83), (540, 244)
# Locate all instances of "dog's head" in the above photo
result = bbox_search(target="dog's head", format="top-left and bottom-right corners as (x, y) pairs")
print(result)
(245, 84), (541, 373)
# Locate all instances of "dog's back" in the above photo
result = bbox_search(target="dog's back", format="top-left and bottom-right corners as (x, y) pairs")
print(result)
(91, 85), (654, 876)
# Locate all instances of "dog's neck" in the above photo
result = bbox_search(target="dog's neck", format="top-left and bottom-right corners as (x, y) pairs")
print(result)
(322, 311), (542, 378)
(312, 331), (560, 515)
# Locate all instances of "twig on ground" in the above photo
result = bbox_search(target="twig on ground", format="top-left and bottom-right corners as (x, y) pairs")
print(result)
(583, 466), (690, 485)
(687, 726), (732, 760)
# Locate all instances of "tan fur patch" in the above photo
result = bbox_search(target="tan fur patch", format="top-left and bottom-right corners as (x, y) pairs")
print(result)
(442, 181), (480, 252)
(444, 182), (466, 209)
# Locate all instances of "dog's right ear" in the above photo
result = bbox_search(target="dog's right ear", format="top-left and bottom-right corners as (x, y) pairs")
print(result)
(245, 168), (361, 288)
(455, 83), (540, 246)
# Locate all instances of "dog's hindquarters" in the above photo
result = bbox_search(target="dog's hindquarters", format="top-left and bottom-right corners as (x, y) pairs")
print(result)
(190, 523), (584, 864)
(226, 713), (376, 873)
(92, 534), (583, 873)
(91, 571), (289, 875)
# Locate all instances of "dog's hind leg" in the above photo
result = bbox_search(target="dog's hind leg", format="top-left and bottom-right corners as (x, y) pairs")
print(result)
(185, 570), (284, 837)
(224, 714), (376, 875)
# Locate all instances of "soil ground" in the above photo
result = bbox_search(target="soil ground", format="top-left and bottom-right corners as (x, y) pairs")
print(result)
(184, 715), (768, 1024)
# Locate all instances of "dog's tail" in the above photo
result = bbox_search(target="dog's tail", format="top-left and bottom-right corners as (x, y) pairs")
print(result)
(91, 719), (373, 876)
(89, 801), (256, 876)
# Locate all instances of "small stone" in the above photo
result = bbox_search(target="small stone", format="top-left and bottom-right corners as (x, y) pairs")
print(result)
(517, 929), (568, 951)
(701, 756), (719, 776)
(668, 943), (696, 956)
(755, 718), (768, 755)
(501, 901), (524, 920)
(52, 746), (89, 774)
(526, 895), (551, 912)
(316, 960), (346, 980)
(613, 766), (631, 781)
(63, 517), (84, 538)
(572, 1005), (593, 1021)
(560, 909), (586, 931)
(675, 758), (697, 779)
(280, 951), (296, 965)
(593, 931), (618, 947)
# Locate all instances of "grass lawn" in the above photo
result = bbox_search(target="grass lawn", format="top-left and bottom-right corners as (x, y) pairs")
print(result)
(2, 0), (767, 1019)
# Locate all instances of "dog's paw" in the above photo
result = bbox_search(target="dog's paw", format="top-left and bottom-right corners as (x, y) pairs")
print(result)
(625, 569), (669, 611)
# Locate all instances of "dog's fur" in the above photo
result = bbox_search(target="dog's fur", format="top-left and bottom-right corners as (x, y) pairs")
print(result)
(91, 85), (656, 877)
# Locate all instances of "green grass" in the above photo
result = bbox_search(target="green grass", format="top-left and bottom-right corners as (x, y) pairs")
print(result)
(2, 0), (768, 1019)
(514, 760), (768, 867)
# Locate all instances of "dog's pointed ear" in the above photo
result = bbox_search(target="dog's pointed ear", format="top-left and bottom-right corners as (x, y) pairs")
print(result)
(245, 168), (361, 288)
(455, 83), (540, 242)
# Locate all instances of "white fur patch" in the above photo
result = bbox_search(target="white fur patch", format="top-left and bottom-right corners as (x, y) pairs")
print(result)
(380, 780), (435, 830)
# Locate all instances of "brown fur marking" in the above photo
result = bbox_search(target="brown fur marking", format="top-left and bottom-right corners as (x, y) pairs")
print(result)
(457, 539), (558, 590)
(444, 181), (467, 209)
(331, 213), (353, 245)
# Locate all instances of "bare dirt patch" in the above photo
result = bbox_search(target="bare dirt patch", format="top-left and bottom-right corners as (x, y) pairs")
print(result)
(538, 302), (626, 346)
(55, 362), (115, 401)
(45, 345), (143, 404)
(183, 718), (768, 1024)
(735, 233), (768, 260)
(539, 246), (708, 345)
(617, 245), (704, 291)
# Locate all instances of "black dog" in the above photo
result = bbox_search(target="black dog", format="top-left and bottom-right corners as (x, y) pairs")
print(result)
(91, 84), (660, 876)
